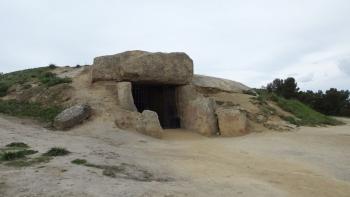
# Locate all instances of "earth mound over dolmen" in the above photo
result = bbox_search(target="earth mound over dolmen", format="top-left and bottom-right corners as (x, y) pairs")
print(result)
(89, 50), (251, 138)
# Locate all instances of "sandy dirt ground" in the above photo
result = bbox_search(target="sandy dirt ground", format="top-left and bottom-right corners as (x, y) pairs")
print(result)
(0, 116), (350, 197)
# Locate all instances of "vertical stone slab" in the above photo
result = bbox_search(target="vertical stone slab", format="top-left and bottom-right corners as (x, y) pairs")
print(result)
(116, 82), (137, 111)
(176, 85), (218, 136)
(216, 108), (248, 137)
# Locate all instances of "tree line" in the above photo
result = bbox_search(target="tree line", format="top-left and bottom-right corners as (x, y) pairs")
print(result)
(264, 77), (350, 117)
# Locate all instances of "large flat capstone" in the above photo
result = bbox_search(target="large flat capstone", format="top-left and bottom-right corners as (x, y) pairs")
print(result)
(91, 50), (193, 85)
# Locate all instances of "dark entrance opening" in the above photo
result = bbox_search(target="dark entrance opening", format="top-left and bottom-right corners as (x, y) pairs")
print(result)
(132, 83), (180, 129)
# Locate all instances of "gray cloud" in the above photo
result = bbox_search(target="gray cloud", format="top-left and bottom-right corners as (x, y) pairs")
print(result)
(299, 73), (315, 83)
(338, 58), (350, 76)
(0, 0), (350, 90)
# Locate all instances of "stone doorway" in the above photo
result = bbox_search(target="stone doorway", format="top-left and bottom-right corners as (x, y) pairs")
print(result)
(131, 83), (180, 129)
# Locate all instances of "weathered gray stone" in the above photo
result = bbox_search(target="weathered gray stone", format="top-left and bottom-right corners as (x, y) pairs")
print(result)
(114, 109), (163, 138)
(192, 75), (251, 93)
(92, 50), (193, 85)
(177, 85), (218, 136)
(53, 104), (91, 130)
(114, 109), (142, 130)
(139, 110), (163, 138)
(216, 108), (248, 137)
(116, 82), (137, 111)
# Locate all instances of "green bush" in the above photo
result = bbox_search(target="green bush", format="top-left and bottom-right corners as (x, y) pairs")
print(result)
(0, 100), (62, 122)
(0, 82), (10, 97)
(48, 64), (57, 69)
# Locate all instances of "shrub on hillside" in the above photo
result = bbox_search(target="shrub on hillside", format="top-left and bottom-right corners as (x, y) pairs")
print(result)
(0, 82), (10, 97)
(39, 72), (72, 87)
(48, 64), (57, 69)
(0, 100), (62, 122)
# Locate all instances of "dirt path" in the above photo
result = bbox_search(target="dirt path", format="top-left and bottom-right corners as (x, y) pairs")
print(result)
(0, 116), (350, 197)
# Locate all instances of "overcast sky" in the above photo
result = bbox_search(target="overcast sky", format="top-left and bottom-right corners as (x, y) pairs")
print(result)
(1, 0), (349, 91)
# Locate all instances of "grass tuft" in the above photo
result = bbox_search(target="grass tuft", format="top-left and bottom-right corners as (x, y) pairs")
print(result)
(71, 159), (87, 165)
(43, 147), (70, 157)
(4, 156), (51, 167)
(20, 149), (38, 155)
(6, 142), (29, 148)
(1, 151), (26, 161)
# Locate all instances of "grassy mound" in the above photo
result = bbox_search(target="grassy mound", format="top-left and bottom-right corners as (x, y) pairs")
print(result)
(0, 100), (62, 122)
(0, 66), (71, 97)
(273, 96), (342, 126)
(255, 91), (342, 126)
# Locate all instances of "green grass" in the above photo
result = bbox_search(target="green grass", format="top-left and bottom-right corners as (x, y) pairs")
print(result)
(71, 159), (87, 165)
(0, 82), (10, 97)
(0, 66), (71, 97)
(6, 142), (29, 148)
(43, 147), (70, 156)
(280, 115), (301, 126)
(0, 149), (38, 161)
(254, 90), (342, 126)
(1, 151), (26, 161)
(4, 156), (51, 167)
(38, 72), (72, 87)
(20, 149), (38, 155)
(71, 159), (123, 179)
(0, 143), (53, 167)
(0, 100), (62, 122)
(271, 94), (342, 126)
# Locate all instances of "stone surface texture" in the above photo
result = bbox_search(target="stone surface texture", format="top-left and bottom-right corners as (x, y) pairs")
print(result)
(216, 108), (248, 137)
(114, 109), (142, 130)
(139, 110), (163, 138)
(192, 75), (251, 93)
(116, 82), (137, 111)
(114, 109), (163, 138)
(177, 85), (218, 136)
(92, 50), (193, 85)
(53, 104), (91, 130)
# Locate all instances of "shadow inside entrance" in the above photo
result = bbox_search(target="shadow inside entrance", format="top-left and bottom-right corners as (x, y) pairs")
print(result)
(132, 83), (180, 129)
